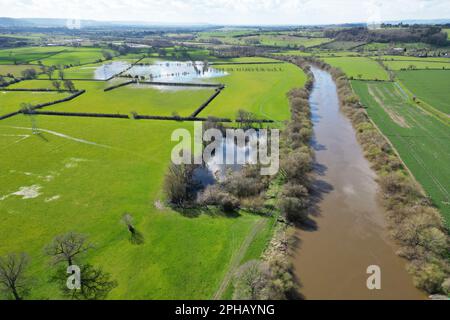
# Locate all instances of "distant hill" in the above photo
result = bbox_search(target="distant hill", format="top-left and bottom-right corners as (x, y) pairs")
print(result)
(0, 17), (449, 29)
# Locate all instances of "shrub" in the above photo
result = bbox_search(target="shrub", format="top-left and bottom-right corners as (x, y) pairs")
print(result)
(198, 185), (240, 213)
(278, 196), (308, 224)
(164, 163), (199, 207)
(408, 262), (448, 294)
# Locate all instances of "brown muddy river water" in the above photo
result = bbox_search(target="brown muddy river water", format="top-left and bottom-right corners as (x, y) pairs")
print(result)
(291, 67), (425, 300)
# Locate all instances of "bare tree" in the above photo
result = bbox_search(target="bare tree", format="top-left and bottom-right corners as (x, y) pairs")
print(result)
(0, 253), (30, 300)
(58, 66), (65, 80)
(233, 260), (270, 300)
(52, 264), (117, 300)
(63, 80), (76, 92)
(122, 214), (144, 245)
(45, 232), (92, 266)
(52, 80), (62, 91)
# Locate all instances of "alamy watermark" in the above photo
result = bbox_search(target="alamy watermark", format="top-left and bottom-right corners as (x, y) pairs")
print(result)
(367, 265), (382, 290)
(171, 122), (280, 176)
(66, 265), (81, 290)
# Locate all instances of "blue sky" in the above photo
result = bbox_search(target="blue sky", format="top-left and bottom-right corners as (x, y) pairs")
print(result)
(0, 0), (449, 25)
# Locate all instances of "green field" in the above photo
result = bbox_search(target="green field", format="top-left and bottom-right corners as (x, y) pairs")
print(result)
(444, 29), (450, 40)
(248, 35), (332, 48)
(352, 81), (450, 225)
(10, 80), (217, 116)
(320, 41), (366, 50)
(36, 48), (116, 66)
(0, 53), (304, 299)
(0, 115), (273, 299)
(396, 70), (450, 115)
(204, 60), (307, 120)
(0, 91), (70, 116)
(382, 60), (450, 71)
(0, 46), (116, 67)
(0, 64), (41, 77)
(322, 57), (390, 80)
(380, 56), (450, 63)
(0, 46), (67, 64)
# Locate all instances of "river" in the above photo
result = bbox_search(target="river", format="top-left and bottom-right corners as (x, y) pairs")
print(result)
(291, 67), (425, 300)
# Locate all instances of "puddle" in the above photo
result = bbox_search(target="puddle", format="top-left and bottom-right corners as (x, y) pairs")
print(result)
(11, 185), (42, 200)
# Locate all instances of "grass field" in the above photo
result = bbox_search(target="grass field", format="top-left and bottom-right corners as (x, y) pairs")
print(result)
(0, 115), (273, 299)
(0, 53), (304, 299)
(444, 29), (450, 40)
(0, 91), (70, 116)
(396, 70), (450, 115)
(0, 46), (67, 64)
(382, 60), (450, 71)
(322, 57), (390, 80)
(0, 64), (41, 77)
(204, 60), (307, 120)
(320, 41), (366, 50)
(36, 48), (116, 66)
(248, 35), (332, 48)
(379, 56), (450, 63)
(10, 79), (217, 116)
(0, 46), (116, 67)
(352, 81), (450, 225)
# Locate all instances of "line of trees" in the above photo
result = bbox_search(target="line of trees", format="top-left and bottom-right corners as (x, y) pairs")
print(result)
(324, 26), (448, 46)
(231, 67), (316, 300)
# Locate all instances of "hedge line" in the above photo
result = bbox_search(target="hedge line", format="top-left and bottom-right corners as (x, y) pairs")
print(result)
(22, 110), (233, 123)
(31, 90), (86, 111)
(138, 81), (224, 88)
(190, 87), (224, 118)
(1, 88), (73, 93)
(104, 80), (137, 92)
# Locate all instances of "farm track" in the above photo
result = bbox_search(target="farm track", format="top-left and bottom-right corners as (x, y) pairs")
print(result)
(212, 219), (267, 300)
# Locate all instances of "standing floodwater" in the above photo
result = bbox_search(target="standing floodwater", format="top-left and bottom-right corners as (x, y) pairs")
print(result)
(291, 67), (425, 300)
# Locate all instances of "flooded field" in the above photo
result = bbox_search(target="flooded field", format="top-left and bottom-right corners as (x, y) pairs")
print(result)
(126, 61), (227, 83)
(291, 67), (425, 300)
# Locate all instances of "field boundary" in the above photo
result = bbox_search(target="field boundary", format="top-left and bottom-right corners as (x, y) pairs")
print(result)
(0, 90), (85, 120)
(20, 110), (276, 124)
(190, 86), (225, 118)
(210, 61), (285, 66)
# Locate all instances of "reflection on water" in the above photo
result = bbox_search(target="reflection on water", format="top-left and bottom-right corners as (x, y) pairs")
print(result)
(194, 131), (260, 186)
(124, 61), (227, 83)
(94, 61), (131, 80)
(95, 60), (228, 91)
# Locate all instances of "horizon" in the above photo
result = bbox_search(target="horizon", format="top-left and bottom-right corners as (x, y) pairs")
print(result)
(0, 0), (449, 26)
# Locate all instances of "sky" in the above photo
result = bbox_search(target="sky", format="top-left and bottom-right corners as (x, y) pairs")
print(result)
(0, 0), (449, 25)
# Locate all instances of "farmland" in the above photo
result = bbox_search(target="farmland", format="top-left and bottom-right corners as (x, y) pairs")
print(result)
(352, 81), (450, 225)
(322, 57), (390, 80)
(382, 59), (450, 71)
(205, 61), (306, 120)
(0, 47), (304, 299)
(396, 70), (450, 115)
(0, 46), (67, 64)
(0, 46), (115, 66)
(0, 64), (40, 77)
(0, 91), (70, 116)
(1, 17), (449, 302)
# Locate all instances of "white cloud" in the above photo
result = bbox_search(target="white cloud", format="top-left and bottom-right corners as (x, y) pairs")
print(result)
(0, 0), (448, 25)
